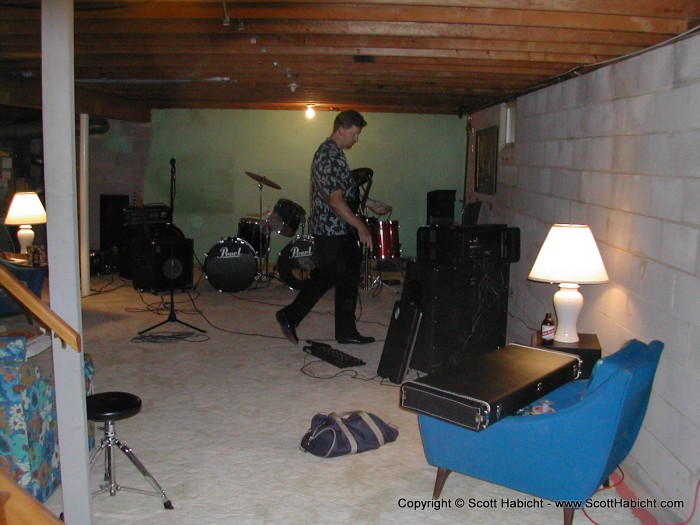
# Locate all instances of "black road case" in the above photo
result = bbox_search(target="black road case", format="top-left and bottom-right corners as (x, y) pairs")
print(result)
(400, 344), (581, 431)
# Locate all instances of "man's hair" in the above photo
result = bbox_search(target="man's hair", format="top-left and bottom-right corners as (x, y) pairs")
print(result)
(333, 110), (367, 132)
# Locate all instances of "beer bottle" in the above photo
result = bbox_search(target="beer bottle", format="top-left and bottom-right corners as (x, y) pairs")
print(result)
(541, 312), (555, 345)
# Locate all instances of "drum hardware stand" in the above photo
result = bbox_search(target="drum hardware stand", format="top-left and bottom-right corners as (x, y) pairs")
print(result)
(245, 171), (281, 284)
(355, 172), (398, 294)
(361, 251), (401, 295)
(139, 158), (206, 335)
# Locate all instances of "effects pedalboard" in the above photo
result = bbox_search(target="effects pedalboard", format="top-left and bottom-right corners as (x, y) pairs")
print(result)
(303, 340), (366, 368)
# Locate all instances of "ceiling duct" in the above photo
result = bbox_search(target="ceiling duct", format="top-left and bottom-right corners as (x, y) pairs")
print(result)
(0, 117), (110, 140)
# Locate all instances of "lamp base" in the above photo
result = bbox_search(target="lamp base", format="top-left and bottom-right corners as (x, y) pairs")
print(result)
(553, 283), (583, 343)
(17, 224), (35, 254)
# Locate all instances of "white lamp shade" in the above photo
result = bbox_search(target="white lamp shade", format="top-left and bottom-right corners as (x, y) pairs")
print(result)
(4, 192), (47, 225)
(528, 224), (608, 285)
(529, 224), (608, 343)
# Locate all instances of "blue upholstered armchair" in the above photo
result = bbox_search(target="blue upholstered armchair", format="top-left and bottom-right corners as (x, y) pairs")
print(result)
(0, 336), (95, 502)
(416, 338), (663, 525)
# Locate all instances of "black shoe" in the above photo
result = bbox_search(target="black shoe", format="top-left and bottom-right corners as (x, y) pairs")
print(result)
(276, 310), (298, 344)
(337, 332), (375, 345)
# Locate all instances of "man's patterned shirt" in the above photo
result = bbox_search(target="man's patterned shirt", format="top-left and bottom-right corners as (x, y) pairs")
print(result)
(309, 138), (359, 236)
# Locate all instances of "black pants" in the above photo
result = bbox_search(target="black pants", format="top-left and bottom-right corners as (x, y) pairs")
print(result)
(282, 234), (362, 339)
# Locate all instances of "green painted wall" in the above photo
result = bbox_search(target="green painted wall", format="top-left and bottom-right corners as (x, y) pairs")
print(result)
(145, 109), (466, 261)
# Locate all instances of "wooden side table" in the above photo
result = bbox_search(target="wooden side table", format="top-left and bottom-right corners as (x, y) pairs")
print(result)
(531, 332), (602, 379)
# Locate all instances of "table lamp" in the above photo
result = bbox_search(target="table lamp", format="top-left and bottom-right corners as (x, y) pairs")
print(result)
(4, 192), (48, 254)
(528, 224), (608, 343)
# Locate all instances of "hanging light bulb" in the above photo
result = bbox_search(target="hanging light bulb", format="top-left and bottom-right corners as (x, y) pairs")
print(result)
(306, 105), (316, 119)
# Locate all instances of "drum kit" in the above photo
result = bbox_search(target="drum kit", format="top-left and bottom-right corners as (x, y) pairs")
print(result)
(202, 170), (402, 293)
(202, 171), (314, 292)
(351, 167), (402, 291)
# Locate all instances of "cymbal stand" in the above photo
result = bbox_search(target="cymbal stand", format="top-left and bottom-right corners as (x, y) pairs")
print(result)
(254, 181), (273, 283)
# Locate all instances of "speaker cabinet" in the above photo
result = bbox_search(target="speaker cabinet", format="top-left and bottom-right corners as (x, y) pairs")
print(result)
(131, 238), (194, 293)
(402, 259), (510, 374)
(99, 194), (130, 274)
(426, 189), (456, 226)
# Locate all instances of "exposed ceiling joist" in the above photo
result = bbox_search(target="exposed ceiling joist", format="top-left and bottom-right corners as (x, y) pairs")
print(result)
(1, 1), (698, 121)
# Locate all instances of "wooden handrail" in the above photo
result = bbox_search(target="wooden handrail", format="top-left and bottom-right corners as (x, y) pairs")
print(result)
(0, 263), (81, 353)
(0, 471), (64, 525)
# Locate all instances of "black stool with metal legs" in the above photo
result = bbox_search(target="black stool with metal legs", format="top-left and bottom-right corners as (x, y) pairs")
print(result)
(87, 391), (173, 509)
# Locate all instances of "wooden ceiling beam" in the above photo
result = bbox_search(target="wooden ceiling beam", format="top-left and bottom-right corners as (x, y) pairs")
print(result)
(0, 38), (637, 67)
(61, 3), (691, 35)
(1, 18), (668, 49)
(67, 0), (700, 20)
(0, 16), (688, 47)
(73, 45), (603, 65)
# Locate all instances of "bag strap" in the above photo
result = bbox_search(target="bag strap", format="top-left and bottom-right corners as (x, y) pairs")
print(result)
(353, 410), (385, 446)
(329, 412), (358, 454)
(310, 426), (338, 458)
(329, 411), (385, 450)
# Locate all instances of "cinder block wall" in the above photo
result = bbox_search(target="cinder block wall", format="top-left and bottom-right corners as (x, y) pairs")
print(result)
(88, 119), (152, 249)
(472, 34), (700, 519)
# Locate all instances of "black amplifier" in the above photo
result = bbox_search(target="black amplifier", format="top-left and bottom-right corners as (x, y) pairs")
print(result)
(416, 224), (520, 264)
(124, 205), (171, 226)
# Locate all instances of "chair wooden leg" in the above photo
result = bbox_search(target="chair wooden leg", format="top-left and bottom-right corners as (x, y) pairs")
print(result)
(563, 507), (574, 525)
(433, 467), (451, 499)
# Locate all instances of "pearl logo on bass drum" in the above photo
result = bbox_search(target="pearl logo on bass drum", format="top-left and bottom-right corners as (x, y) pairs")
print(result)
(218, 246), (244, 258)
(289, 244), (313, 258)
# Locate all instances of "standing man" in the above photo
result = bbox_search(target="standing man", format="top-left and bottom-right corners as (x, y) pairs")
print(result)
(276, 110), (391, 345)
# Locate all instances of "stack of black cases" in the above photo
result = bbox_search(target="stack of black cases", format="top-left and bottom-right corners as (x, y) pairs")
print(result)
(377, 223), (520, 381)
(400, 344), (581, 431)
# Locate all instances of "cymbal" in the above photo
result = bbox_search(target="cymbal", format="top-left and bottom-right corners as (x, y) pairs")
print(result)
(351, 167), (373, 185)
(245, 171), (281, 190)
(246, 211), (272, 218)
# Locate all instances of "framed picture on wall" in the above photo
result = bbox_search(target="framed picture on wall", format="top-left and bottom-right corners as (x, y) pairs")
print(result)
(474, 126), (498, 195)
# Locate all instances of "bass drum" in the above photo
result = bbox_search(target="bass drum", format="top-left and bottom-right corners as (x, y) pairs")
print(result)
(203, 237), (257, 292)
(277, 236), (315, 290)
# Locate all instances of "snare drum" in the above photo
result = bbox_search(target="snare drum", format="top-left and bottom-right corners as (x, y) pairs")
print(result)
(365, 218), (401, 260)
(269, 198), (306, 237)
(237, 217), (270, 255)
(203, 237), (257, 292)
(277, 236), (315, 290)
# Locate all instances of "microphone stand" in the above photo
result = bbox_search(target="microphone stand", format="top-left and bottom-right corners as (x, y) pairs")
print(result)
(139, 158), (206, 334)
(360, 176), (374, 290)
